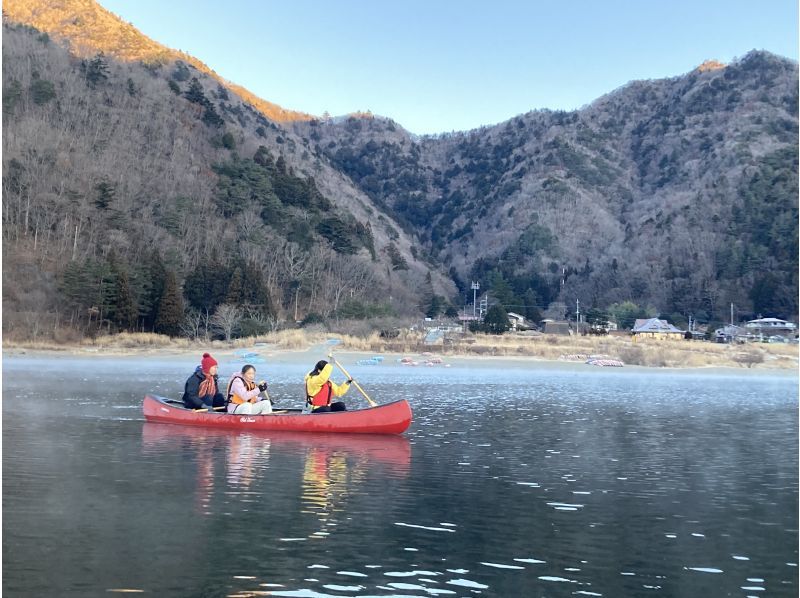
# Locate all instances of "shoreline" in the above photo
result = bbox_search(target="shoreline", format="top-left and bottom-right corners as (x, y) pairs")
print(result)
(3, 338), (798, 377)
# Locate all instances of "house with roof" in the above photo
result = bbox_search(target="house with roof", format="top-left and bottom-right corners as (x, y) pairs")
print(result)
(507, 312), (526, 331)
(631, 317), (684, 340)
(714, 324), (746, 343)
(744, 318), (797, 339)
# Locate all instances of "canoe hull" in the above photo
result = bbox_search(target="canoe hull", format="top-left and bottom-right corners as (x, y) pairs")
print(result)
(142, 395), (412, 435)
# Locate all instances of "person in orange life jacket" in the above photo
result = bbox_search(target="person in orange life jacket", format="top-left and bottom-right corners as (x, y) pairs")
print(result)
(304, 360), (352, 413)
(182, 353), (226, 411)
(226, 364), (272, 415)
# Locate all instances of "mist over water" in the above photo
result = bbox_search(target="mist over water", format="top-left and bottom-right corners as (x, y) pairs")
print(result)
(3, 356), (798, 596)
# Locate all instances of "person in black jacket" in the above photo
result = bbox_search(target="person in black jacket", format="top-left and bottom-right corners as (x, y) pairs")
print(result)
(183, 353), (226, 411)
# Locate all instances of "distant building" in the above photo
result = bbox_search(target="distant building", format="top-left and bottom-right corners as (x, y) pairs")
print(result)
(507, 312), (526, 331)
(714, 324), (746, 343)
(542, 319), (572, 336)
(745, 318), (797, 339)
(631, 317), (684, 339)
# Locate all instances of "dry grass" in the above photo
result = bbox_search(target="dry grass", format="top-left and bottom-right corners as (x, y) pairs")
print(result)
(4, 329), (797, 370)
(80, 332), (190, 349)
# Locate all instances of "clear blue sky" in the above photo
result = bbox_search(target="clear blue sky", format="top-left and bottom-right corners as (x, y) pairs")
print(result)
(101, 0), (798, 134)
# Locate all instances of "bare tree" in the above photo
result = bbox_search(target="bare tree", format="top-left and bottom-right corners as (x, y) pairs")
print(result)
(283, 242), (310, 321)
(211, 303), (243, 341)
(180, 308), (209, 340)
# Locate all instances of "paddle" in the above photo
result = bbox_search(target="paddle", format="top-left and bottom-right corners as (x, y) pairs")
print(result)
(261, 386), (275, 406)
(328, 353), (378, 408)
(193, 405), (226, 412)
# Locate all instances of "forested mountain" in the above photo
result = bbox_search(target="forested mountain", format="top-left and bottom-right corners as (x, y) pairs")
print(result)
(2, 12), (450, 341)
(293, 53), (798, 325)
(2, 0), (797, 343)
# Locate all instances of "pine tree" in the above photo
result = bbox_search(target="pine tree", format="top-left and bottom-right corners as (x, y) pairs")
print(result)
(184, 78), (208, 105)
(136, 249), (167, 330)
(94, 180), (115, 209)
(225, 267), (244, 305)
(484, 305), (511, 334)
(419, 271), (434, 313)
(243, 264), (274, 316)
(84, 53), (109, 88)
(114, 267), (139, 331)
(155, 271), (184, 337)
(202, 105), (224, 127)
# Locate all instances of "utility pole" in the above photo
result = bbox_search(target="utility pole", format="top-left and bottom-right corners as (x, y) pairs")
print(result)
(471, 281), (480, 318)
(730, 302), (734, 326)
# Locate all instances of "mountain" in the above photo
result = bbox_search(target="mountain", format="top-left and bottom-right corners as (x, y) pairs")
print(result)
(2, 0), (797, 343)
(2, 0), (311, 123)
(2, 13), (451, 341)
(292, 51), (799, 323)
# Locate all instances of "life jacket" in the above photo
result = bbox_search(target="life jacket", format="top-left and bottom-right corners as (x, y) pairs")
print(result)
(307, 380), (333, 408)
(226, 374), (258, 405)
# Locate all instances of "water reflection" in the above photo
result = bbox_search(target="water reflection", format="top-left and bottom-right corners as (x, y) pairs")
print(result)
(141, 424), (411, 521)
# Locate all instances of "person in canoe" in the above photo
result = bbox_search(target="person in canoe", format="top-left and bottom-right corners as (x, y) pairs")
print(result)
(226, 364), (272, 415)
(305, 360), (352, 413)
(182, 352), (226, 411)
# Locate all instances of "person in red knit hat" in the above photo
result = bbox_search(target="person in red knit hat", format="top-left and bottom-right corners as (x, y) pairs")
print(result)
(182, 353), (226, 411)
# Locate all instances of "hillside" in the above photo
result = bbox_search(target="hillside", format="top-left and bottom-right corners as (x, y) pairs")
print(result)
(293, 52), (799, 324)
(1, 20), (452, 341)
(2, 0), (312, 123)
(2, 0), (798, 344)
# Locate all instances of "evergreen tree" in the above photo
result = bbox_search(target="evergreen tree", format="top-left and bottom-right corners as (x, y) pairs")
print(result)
(135, 249), (167, 330)
(94, 180), (115, 209)
(243, 264), (275, 316)
(184, 258), (230, 313)
(386, 243), (408, 270)
(488, 269), (517, 309)
(155, 271), (185, 337)
(114, 267), (139, 331)
(483, 305), (511, 334)
(29, 78), (55, 105)
(585, 307), (610, 329)
(84, 53), (109, 88)
(221, 132), (236, 149)
(426, 295), (445, 318)
(184, 78), (208, 105)
(521, 288), (542, 324)
(225, 267), (244, 305)
(202, 105), (224, 127)
(418, 271), (434, 313)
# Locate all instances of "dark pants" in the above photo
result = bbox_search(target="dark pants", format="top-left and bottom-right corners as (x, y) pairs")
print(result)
(185, 395), (225, 410)
(312, 402), (346, 413)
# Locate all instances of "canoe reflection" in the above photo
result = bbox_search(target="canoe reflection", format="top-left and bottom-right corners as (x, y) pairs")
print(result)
(142, 423), (411, 470)
(141, 423), (411, 518)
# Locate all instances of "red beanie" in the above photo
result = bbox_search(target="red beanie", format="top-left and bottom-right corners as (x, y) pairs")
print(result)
(201, 352), (218, 373)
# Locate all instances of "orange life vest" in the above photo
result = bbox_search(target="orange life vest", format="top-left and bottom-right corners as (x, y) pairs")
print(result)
(226, 374), (258, 405)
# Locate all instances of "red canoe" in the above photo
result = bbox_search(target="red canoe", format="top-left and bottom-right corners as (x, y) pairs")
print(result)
(142, 395), (412, 435)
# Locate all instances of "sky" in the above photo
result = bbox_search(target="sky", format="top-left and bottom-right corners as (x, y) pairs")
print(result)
(101, 0), (798, 135)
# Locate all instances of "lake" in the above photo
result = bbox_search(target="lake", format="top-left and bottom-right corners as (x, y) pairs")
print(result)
(3, 355), (798, 597)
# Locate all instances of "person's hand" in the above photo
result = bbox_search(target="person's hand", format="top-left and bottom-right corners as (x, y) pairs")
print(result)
(258, 382), (268, 392)
(346, 379), (353, 384)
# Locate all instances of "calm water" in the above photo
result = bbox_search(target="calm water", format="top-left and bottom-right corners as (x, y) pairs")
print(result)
(3, 355), (798, 597)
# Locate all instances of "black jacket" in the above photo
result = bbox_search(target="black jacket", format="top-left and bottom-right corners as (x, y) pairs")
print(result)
(183, 366), (226, 409)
